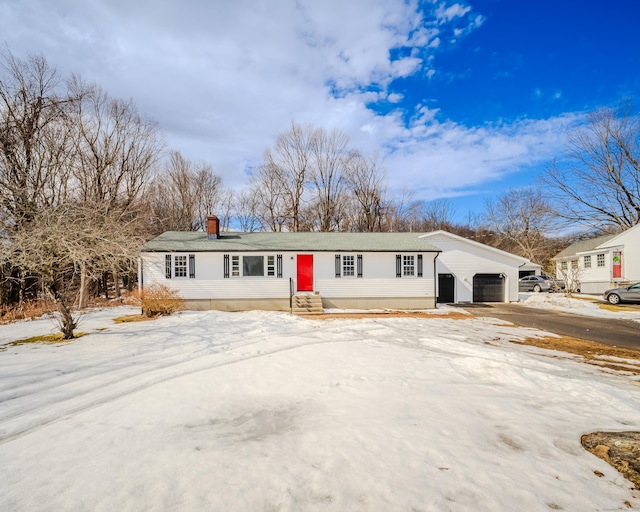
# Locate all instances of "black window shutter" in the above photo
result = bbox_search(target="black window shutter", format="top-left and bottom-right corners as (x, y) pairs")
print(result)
(417, 254), (423, 277)
(189, 254), (195, 278)
(165, 254), (172, 279)
(335, 254), (341, 278)
(357, 254), (363, 278)
(277, 254), (283, 278)
(223, 254), (229, 278)
(396, 254), (401, 278)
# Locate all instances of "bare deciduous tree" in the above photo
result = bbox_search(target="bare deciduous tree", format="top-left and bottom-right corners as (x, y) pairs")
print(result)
(543, 100), (640, 230)
(259, 122), (314, 231)
(419, 198), (457, 232)
(148, 150), (224, 232)
(483, 187), (558, 264)
(232, 190), (262, 232)
(2, 206), (145, 338)
(385, 187), (422, 232)
(343, 151), (388, 232)
(0, 48), (79, 225)
(309, 127), (350, 231)
(68, 78), (163, 214)
(248, 162), (288, 231)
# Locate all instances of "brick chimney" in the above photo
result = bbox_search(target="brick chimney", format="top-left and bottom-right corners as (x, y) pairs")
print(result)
(206, 215), (219, 240)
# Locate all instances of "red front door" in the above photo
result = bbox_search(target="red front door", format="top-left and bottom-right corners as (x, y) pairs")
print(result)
(297, 254), (313, 291)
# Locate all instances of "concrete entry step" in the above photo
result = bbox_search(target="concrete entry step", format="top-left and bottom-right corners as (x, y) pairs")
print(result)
(291, 293), (324, 315)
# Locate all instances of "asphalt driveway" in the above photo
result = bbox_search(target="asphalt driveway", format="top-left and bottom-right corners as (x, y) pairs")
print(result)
(455, 302), (640, 351)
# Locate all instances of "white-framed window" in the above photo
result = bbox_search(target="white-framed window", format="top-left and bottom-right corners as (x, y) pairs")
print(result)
(335, 254), (362, 278)
(395, 254), (421, 278)
(243, 255), (264, 276)
(231, 255), (240, 277)
(166, 254), (195, 279)
(583, 255), (591, 268)
(561, 261), (568, 271)
(174, 255), (187, 277)
(403, 255), (415, 276)
(342, 255), (355, 277)
(228, 255), (280, 277)
(597, 253), (605, 267)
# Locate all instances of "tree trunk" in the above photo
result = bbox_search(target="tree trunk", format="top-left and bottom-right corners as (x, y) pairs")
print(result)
(48, 283), (77, 339)
(113, 266), (121, 298)
(78, 262), (88, 309)
(102, 272), (109, 299)
(58, 300), (77, 339)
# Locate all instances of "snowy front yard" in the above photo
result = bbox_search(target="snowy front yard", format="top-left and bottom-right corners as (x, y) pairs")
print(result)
(1, 306), (639, 511)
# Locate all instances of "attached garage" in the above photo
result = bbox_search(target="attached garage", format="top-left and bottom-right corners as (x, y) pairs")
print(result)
(472, 273), (505, 302)
(420, 231), (528, 304)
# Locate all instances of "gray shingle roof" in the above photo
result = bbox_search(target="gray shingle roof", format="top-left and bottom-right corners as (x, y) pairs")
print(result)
(553, 233), (617, 259)
(143, 231), (441, 253)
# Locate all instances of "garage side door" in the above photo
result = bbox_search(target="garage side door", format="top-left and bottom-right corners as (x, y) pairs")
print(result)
(438, 274), (455, 303)
(473, 274), (504, 302)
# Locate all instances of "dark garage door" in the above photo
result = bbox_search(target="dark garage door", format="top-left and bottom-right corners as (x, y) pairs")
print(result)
(438, 274), (455, 303)
(473, 274), (504, 302)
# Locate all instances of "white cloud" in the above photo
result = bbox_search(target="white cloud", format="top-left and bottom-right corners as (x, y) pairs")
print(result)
(0, 0), (573, 203)
(435, 3), (471, 23)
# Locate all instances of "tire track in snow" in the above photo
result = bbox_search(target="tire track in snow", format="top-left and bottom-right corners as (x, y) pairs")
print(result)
(0, 330), (348, 445)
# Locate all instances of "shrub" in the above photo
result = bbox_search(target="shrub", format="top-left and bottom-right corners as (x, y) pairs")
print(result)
(0, 300), (52, 324)
(140, 284), (184, 317)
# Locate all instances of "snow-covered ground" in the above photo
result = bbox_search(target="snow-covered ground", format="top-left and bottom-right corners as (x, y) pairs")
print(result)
(1, 305), (639, 511)
(520, 292), (640, 322)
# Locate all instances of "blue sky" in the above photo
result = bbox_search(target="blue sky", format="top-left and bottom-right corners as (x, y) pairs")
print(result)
(1, 0), (639, 222)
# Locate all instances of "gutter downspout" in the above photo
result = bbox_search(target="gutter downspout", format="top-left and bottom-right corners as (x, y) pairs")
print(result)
(138, 257), (144, 316)
(433, 251), (440, 306)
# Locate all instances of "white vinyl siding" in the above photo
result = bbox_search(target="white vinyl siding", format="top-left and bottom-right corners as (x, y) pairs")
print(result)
(423, 234), (524, 303)
(143, 251), (437, 301)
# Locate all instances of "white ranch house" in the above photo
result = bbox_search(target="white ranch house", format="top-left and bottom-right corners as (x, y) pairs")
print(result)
(552, 223), (640, 294)
(140, 217), (528, 311)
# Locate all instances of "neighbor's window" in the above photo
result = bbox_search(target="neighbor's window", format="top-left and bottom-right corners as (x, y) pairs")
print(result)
(342, 255), (355, 277)
(403, 255), (415, 276)
(243, 256), (264, 276)
(174, 255), (187, 277)
(597, 253), (605, 267)
(583, 255), (591, 268)
(231, 256), (240, 277)
(561, 261), (568, 271)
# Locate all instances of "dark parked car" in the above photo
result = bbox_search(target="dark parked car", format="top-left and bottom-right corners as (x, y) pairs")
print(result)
(603, 282), (640, 304)
(519, 275), (564, 293)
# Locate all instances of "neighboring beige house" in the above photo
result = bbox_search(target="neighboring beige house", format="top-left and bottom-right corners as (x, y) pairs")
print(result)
(552, 224), (640, 294)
